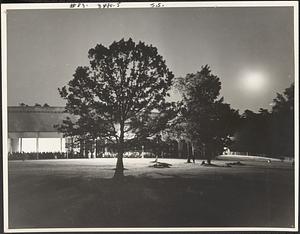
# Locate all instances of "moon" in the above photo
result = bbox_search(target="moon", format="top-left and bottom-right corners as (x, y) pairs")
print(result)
(239, 70), (268, 95)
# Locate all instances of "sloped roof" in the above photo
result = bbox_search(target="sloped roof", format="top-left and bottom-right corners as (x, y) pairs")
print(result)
(8, 106), (70, 132)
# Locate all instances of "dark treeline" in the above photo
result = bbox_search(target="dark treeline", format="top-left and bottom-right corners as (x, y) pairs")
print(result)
(232, 83), (294, 159)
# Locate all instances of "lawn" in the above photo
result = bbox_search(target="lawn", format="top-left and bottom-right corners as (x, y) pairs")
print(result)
(7, 158), (295, 229)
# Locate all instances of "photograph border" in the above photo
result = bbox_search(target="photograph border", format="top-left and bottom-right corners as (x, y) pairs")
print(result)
(1, 1), (299, 232)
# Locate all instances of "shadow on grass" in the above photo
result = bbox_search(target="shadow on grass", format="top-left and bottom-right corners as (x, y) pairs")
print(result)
(112, 168), (129, 170)
(149, 161), (172, 168)
(8, 171), (295, 229)
(226, 161), (246, 166)
(201, 163), (231, 168)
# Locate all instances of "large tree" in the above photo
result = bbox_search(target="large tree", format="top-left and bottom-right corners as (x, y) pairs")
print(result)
(176, 65), (240, 164)
(58, 38), (174, 178)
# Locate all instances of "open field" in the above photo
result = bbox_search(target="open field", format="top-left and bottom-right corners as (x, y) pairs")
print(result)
(7, 158), (295, 229)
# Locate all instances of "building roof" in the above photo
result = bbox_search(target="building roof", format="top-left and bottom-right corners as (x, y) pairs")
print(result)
(7, 106), (170, 134)
(8, 106), (70, 132)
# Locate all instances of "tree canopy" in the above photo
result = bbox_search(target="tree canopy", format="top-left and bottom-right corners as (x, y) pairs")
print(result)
(57, 38), (175, 178)
(176, 65), (240, 163)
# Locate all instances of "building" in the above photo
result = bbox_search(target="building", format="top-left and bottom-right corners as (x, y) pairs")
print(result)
(8, 106), (68, 153)
(7, 106), (193, 159)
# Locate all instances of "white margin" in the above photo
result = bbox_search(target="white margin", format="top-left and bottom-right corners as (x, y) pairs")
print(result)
(1, 3), (9, 233)
(2, 227), (299, 233)
(0, 1), (298, 10)
(1, 1), (299, 233)
(293, 2), (299, 232)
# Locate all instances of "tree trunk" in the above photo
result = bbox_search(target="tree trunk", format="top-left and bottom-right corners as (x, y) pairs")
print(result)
(113, 122), (125, 179)
(192, 142), (195, 163)
(187, 141), (191, 163)
(206, 151), (212, 165)
(187, 155), (191, 163)
(114, 151), (124, 179)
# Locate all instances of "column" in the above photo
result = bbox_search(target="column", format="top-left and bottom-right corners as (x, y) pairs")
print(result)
(182, 140), (187, 159)
(95, 139), (98, 158)
(20, 138), (22, 152)
(10, 138), (20, 153)
(36, 135), (39, 159)
(60, 137), (63, 153)
(80, 140), (84, 157)
(187, 141), (191, 159)
(91, 140), (96, 159)
(104, 139), (108, 154)
(8, 138), (11, 153)
(178, 140), (182, 158)
(66, 137), (69, 159)
(191, 142), (195, 159)
(141, 145), (145, 158)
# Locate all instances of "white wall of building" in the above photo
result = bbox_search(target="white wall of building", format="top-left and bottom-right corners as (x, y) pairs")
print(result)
(39, 138), (65, 152)
(21, 138), (36, 153)
(9, 137), (66, 153)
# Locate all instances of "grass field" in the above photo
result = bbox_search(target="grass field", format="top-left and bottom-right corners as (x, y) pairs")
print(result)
(8, 157), (295, 229)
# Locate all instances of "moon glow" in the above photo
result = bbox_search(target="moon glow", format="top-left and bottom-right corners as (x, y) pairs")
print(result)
(239, 70), (269, 95)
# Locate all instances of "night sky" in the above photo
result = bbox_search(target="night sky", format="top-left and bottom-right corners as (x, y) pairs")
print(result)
(6, 6), (295, 113)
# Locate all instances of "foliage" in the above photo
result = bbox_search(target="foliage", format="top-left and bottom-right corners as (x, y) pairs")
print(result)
(270, 83), (294, 157)
(272, 83), (294, 114)
(176, 65), (240, 162)
(57, 38), (174, 177)
(231, 109), (272, 155)
(232, 83), (294, 158)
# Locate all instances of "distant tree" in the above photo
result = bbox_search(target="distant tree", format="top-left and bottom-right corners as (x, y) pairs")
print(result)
(43, 103), (50, 107)
(19, 103), (27, 107)
(232, 109), (272, 155)
(232, 83), (294, 158)
(176, 65), (240, 164)
(272, 83), (294, 114)
(58, 38), (174, 178)
(270, 83), (294, 157)
(34, 103), (42, 107)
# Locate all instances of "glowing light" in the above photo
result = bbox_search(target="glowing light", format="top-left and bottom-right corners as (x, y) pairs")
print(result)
(238, 70), (269, 95)
(22, 138), (37, 153)
(39, 138), (65, 152)
(21, 138), (65, 152)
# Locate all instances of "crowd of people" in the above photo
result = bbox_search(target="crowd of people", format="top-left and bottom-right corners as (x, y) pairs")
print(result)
(8, 151), (158, 160)
(8, 152), (68, 160)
